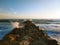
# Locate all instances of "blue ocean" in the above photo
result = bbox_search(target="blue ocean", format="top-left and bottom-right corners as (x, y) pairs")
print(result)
(0, 22), (60, 43)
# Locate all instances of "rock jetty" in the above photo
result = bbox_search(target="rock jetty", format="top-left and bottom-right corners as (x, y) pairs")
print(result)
(0, 20), (59, 45)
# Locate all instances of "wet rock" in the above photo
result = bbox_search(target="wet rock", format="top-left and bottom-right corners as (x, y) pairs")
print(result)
(0, 20), (59, 45)
(47, 39), (58, 45)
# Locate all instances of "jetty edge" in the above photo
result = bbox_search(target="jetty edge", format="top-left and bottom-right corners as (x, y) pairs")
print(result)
(0, 20), (59, 45)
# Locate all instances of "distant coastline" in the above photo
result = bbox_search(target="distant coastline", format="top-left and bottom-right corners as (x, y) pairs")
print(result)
(0, 19), (60, 24)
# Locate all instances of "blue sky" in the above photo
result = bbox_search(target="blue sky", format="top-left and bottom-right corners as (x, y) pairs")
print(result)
(0, 0), (60, 19)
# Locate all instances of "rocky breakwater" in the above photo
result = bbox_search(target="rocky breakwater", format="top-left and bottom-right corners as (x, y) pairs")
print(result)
(0, 20), (59, 45)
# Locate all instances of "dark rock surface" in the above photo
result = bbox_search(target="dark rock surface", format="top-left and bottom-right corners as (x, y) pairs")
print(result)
(0, 20), (59, 45)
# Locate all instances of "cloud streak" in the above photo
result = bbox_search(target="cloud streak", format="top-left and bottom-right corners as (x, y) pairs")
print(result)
(10, 8), (17, 15)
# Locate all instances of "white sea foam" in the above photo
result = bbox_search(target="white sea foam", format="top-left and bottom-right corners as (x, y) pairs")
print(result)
(36, 24), (60, 31)
(11, 22), (20, 28)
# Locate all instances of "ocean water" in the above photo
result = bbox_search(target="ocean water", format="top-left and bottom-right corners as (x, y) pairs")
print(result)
(0, 22), (60, 43)
(36, 24), (60, 43)
(0, 22), (13, 40)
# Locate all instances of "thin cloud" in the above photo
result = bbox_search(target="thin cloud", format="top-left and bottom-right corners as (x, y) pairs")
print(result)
(13, 12), (16, 14)
(10, 8), (17, 15)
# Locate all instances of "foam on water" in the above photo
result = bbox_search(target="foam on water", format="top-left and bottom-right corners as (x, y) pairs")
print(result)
(0, 22), (60, 43)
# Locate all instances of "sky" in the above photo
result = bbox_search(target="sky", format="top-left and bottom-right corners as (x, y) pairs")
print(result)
(0, 0), (60, 19)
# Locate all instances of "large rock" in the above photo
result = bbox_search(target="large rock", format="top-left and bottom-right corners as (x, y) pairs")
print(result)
(0, 20), (59, 45)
